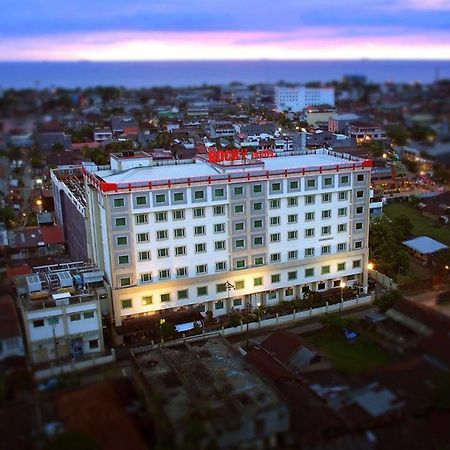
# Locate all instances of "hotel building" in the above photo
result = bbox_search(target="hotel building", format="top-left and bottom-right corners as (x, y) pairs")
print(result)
(274, 86), (335, 112)
(81, 149), (372, 327)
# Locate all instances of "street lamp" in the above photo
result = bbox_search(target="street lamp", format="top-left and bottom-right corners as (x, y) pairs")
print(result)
(225, 281), (235, 307)
(340, 281), (346, 302)
(256, 301), (261, 321)
(367, 262), (374, 271)
(159, 318), (166, 344)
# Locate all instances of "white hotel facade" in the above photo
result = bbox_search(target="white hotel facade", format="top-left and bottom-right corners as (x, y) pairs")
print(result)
(274, 86), (335, 112)
(82, 149), (372, 327)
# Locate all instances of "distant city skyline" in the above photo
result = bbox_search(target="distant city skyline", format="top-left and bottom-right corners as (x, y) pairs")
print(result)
(1, 0), (450, 61)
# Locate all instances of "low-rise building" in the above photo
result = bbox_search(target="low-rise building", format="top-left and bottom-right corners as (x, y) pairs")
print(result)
(15, 262), (108, 364)
(0, 295), (25, 362)
(348, 121), (384, 143)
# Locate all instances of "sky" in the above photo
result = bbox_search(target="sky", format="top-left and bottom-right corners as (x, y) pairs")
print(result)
(0, 0), (449, 61)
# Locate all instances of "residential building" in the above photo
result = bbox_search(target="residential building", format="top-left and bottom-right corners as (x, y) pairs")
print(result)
(81, 148), (372, 327)
(303, 107), (336, 127)
(348, 121), (384, 143)
(328, 113), (361, 134)
(274, 86), (335, 112)
(93, 128), (113, 143)
(0, 295), (25, 362)
(15, 261), (107, 364)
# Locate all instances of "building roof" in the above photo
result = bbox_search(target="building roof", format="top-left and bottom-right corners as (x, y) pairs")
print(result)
(40, 225), (65, 245)
(402, 236), (448, 255)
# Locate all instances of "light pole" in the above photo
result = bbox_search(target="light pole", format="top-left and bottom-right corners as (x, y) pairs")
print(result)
(340, 281), (346, 303)
(225, 281), (235, 309)
(256, 301), (261, 321)
(159, 318), (165, 344)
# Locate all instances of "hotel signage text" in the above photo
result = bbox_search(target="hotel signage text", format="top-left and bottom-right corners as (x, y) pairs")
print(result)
(208, 149), (275, 163)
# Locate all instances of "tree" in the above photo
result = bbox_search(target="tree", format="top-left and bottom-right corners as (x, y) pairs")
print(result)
(374, 290), (401, 312)
(410, 125), (437, 143)
(386, 125), (410, 146)
(360, 140), (385, 158)
(392, 214), (413, 241)
(0, 207), (16, 228)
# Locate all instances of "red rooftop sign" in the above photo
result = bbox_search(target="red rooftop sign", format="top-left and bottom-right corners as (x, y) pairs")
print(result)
(208, 149), (275, 163)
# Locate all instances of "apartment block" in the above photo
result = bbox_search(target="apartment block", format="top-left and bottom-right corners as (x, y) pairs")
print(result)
(274, 86), (335, 112)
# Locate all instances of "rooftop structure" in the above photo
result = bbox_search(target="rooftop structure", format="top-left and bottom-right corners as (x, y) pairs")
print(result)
(134, 336), (289, 448)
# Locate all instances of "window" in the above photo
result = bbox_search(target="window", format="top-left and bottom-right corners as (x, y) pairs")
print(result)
(253, 219), (263, 228)
(271, 182), (281, 192)
(161, 293), (171, 302)
(287, 230), (298, 240)
(114, 198), (125, 208)
(338, 191), (348, 201)
(173, 209), (185, 220)
(215, 261), (226, 272)
(140, 273), (152, 283)
(289, 180), (299, 190)
(136, 195), (147, 206)
(215, 240), (226, 250)
(193, 207), (205, 218)
(254, 277), (263, 286)
(142, 296), (153, 305)
(213, 205), (225, 215)
(321, 265), (330, 275)
(356, 206), (364, 214)
(155, 211), (167, 222)
(270, 253), (281, 263)
(214, 223), (225, 233)
(174, 228), (185, 238)
(305, 228), (315, 237)
(216, 283), (226, 293)
(338, 223), (347, 233)
(121, 299), (132, 309)
(236, 259), (246, 269)
(175, 246), (186, 256)
(118, 255), (129, 265)
(33, 319), (45, 328)
(197, 286), (208, 296)
(353, 259), (362, 268)
(270, 199), (280, 209)
(355, 240), (363, 249)
(304, 247), (315, 257)
(305, 212), (315, 221)
(288, 271), (297, 280)
(194, 225), (205, 236)
(307, 179), (316, 188)
(338, 207), (347, 217)
(357, 174), (365, 182)
(356, 190), (364, 198)
(268, 290), (277, 300)
(287, 197), (298, 207)
(271, 274), (280, 283)
(305, 195), (315, 205)
(285, 287), (294, 296)
(355, 222), (363, 230)
(70, 313), (81, 321)
(340, 175), (349, 184)
(253, 236), (263, 246)
(176, 267), (187, 278)
(253, 202), (262, 211)
(194, 190), (205, 200)
(233, 298), (242, 307)
(173, 192), (184, 202)
(156, 230), (168, 240)
(120, 277), (131, 287)
(159, 269), (171, 279)
(234, 204), (244, 214)
(321, 226), (331, 236)
(158, 248), (169, 258)
(288, 214), (298, 224)
(177, 289), (188, 300)
(155, 193), (166, 204)
(234, 186), (243, 195)
(322, 193), (331, 203)
(235, 222), (244, 231)
(288, 250), (298, 260)
(337, 262), (346, 271)
(235, 280), (245, 289)
(337, 242), (347, 252)
(321, 245), (331, 255)
(323, 177), (333, 186)
(254, 256), (264, 266)
(305, 268), (314, 277)
(137, 232), (149, 243)
(84, 311), (94, 319)
(138, 251), (151, 261)
(270, 216), (280, 226)
(195, 243), (206, 253)
(136, 214), (148, 225)
(270, 233), (280, 243)
(235, 239), (245, 249)
(322, 210), (331, 219)
(253, 184), (262, 193)
(215, 301), (224, 310)
(116, 236), (128, 246)
(214, 188), (225, 197)
(115, 217), (126, 227)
